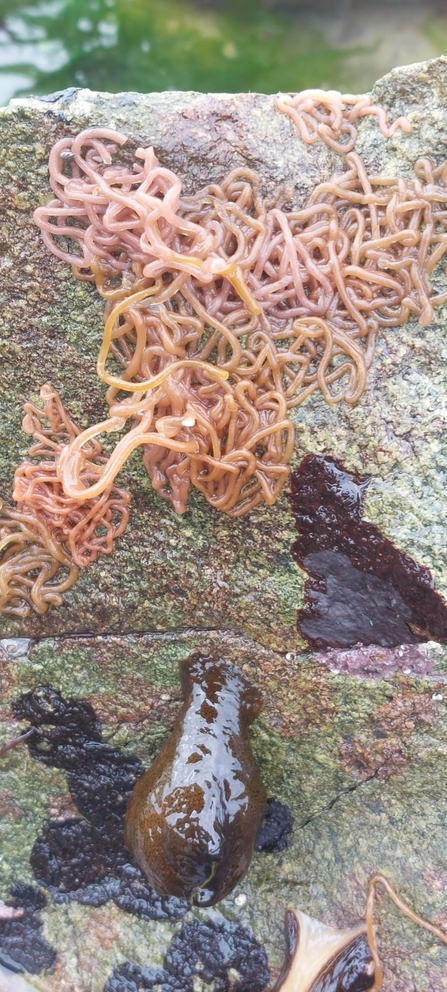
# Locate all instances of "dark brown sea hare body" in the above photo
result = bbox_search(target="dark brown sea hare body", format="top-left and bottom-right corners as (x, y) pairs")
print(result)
(124, 651), (267, 906)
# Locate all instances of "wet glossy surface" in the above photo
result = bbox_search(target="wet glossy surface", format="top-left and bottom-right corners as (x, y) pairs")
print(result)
(124, 651), (266, 906)
(313, 936), (374, 992)
(254, 797), (293, 853)
(290, 454), (447, 650)
(275, 909), (374, 992)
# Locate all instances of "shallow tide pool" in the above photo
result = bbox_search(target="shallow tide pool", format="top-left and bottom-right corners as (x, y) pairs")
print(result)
(1, 0), (447, 105)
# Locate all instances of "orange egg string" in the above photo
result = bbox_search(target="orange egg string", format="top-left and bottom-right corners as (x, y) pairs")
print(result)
(276, 88), (412, 153)
(366, 873), (447, 990)
(0, 384), (130, 617)
(4, 91), (447, 614)
(0, 505), (79, 617)
(13, 383), (131, 567)
(32, 118), (447, 524)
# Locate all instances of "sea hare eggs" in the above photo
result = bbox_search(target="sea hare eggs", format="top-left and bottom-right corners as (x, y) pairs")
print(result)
(124, 651), (267, 906)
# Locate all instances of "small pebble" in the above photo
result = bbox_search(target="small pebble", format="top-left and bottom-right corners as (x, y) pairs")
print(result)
(432, 693), (444, 701)
(403, 668), (412, 674)
(234, 893), (247, 907)
(0, 638), (32, 659)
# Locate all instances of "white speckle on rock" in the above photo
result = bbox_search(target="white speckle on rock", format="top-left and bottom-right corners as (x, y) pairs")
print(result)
(234, 893), (247, 907)
(432, 693), (444, 701)
(215, 571), (229, 589)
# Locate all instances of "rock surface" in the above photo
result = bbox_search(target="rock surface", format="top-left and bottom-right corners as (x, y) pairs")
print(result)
(1, 58), (447, 990)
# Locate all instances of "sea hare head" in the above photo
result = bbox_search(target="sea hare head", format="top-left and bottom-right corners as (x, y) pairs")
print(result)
(180, 650), (264, 723)
(275, 909), (375, 992)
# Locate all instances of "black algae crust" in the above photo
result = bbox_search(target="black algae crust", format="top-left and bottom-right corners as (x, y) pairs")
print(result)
(113, 863), (189, 921)
(290, 454), (447, 650)
(104, 962), (185, 992)
(254, 798), (293, 853)
(10, 684), (271, 988)
(31, 819), (122, 898)
(165, 918), (269, 989)
(12, 684), (288, 922)
(104, 918), (270, 992)
(0, 884), (56, 974)
(12, 685), (189, 921)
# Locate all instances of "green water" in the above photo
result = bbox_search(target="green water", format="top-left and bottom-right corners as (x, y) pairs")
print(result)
(0, 0), (446, 105)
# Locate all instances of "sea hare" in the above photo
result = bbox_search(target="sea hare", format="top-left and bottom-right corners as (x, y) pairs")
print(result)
(124, 651), (266, 906)
(274, 909), (374, 992)
(274, 874), (447, 991)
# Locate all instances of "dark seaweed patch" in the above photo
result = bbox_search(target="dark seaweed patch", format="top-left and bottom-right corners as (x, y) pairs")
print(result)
(290, 454), (447, 650)
(301, 551), (415, 648)
(255, 798), (293, 853)
(12, 685), (189, 921)
(31, 819), (123, 901)
(12, 683), (287, 936)
(0, 884), (56, 974)
(104, 962), (176, 992)
(166, 917), (269, 990)
(113, 862), (191, 921)
(104, 917), (269, 992)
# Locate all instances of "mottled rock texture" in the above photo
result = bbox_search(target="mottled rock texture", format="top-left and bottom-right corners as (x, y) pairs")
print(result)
(1, 632), (447, 991)
(2, 57), (447, 991)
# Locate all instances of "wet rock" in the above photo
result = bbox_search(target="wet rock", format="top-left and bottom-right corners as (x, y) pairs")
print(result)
(1, 58), (447, 992)
(104, 917), (270, 992)
(0, 60), (447, 648)
(1, 629), (447, 989)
